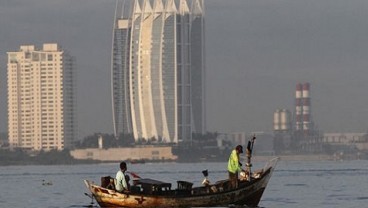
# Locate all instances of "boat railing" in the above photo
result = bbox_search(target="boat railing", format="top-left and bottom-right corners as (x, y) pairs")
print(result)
(131, 178), (172, 195)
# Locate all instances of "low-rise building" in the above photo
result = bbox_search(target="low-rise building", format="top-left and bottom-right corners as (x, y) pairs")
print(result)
(323, 133), (366, 144)
(70, 146), (177, 162)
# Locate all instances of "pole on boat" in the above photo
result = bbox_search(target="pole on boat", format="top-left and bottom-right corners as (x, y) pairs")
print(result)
(84, 193), (94, 206)
(246, 135), (256, 181)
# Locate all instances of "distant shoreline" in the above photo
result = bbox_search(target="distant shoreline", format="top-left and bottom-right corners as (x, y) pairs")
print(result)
(251, 154), (332, 162)
(251, 153), (367, 162)
(0, 153), (363, 166)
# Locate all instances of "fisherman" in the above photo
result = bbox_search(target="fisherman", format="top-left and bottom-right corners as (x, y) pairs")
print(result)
(227, 145), (244, 189)
(115, 161), (129, 192)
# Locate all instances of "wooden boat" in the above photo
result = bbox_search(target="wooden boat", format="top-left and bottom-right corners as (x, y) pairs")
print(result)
(84, 157), (278, 207)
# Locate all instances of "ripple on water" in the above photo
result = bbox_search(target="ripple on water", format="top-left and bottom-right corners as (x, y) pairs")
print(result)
(263, 197), (298, 204)
(284, 183), (308, 187)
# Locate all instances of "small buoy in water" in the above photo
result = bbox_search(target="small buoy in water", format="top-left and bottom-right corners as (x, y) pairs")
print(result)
(42, 179), (53, 186)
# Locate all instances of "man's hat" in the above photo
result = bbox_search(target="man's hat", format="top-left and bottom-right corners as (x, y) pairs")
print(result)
(236, 145), (243, 153)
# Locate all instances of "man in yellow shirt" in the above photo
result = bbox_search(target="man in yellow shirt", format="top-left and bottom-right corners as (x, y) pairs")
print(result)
(227, 145), (244, 189)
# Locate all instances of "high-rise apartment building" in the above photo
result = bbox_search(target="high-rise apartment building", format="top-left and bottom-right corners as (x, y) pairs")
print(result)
(112, 0), (205, 143)
(7, 44), (76, 151)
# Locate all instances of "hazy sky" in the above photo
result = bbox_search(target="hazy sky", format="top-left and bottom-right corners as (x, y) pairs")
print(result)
(1, 0), (368, 139)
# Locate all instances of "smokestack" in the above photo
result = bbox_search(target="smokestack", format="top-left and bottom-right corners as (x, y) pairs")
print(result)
(295, 83), (303, 131)
(302, 83), (311, 135)
(294, 82), (314, 135)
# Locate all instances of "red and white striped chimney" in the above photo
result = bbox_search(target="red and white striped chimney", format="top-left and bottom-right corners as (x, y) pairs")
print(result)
(295, 83), (303, 131)
(302, 83), (311, 135)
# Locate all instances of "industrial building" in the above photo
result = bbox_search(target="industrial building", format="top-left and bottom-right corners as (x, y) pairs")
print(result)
(273, 83), (322, 154)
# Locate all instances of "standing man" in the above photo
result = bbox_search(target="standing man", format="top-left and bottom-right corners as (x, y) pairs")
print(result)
(115, 161), (129, 192)
(227, 145), (244, 189)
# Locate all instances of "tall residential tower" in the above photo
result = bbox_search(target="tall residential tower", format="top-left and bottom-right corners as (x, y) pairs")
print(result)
(7, 44), (76, 150)
(112, 0), (205, 143)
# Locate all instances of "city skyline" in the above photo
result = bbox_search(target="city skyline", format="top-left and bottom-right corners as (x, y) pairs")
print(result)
(0, 0), (368, 140)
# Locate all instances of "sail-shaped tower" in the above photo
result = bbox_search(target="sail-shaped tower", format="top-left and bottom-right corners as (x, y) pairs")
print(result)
(112, 0), (205, 143)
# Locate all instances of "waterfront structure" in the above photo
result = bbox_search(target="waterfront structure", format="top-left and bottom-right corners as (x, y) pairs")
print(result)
(111, 0), (206, 143)
(7, 44), (76, 151)
(71, 145), (177, 161)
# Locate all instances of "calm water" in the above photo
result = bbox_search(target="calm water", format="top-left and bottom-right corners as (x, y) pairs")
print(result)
(1, 159), (368, 208)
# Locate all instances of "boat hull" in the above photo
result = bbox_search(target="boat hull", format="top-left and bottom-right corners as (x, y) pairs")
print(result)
(84, 158), (278, 207)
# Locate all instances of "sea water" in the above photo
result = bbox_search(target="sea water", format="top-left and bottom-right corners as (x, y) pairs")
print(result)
(0, 159), (368, 208)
